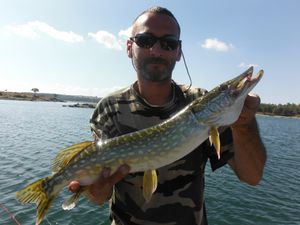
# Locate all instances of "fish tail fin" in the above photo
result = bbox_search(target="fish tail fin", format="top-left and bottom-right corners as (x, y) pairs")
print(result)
(16, 177), (56, 225)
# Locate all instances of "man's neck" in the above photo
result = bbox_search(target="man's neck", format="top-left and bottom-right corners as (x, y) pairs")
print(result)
(134, 78), (173, 106)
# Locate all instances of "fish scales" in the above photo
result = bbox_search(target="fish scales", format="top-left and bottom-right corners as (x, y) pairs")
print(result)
(78, 109), (205, 173)
(43, 107), (202, 197)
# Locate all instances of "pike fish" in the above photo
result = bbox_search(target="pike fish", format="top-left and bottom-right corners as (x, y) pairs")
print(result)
(16, 67), (263, 225)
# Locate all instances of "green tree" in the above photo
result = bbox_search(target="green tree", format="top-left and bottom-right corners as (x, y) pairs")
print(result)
(31, 88), (39, 94)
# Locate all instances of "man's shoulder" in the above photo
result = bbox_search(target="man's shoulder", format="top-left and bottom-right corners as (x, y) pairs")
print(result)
(176, 84), (208, 102)
(96, 86), (133, 107)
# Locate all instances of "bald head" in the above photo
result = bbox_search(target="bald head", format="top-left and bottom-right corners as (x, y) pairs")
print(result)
(131, 6), (181, 37)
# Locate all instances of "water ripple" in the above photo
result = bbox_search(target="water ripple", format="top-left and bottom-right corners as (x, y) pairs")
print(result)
(1, 101), (300, 225)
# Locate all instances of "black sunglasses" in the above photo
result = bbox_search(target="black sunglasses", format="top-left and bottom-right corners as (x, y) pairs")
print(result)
(130, 33), (181, 51)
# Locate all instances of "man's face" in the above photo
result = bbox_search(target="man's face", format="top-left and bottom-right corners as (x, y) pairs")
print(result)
(127, 13), (181, 82)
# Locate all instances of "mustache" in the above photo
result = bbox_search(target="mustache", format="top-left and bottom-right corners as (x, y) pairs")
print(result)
(144, 57), (168, 65)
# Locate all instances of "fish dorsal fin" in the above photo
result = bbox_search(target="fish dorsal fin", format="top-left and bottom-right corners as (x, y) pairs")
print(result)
(52, 141), (94, 173)
(143, 169), (158, 203)
(209, 126), (221, 159)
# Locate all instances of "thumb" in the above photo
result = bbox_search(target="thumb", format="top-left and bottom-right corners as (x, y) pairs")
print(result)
(68, 181), (81, 193)
(245, 93), (260, 110)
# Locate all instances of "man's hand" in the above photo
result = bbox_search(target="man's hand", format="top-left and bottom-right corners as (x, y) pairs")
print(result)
(68, 164), (130, 205)
(231, 93), (260, 129)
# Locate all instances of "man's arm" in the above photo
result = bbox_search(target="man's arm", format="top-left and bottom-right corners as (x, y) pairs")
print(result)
(228, 93), (267, 186)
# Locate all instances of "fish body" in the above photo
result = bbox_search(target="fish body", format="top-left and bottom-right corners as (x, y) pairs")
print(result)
(16, 67), (263, 224)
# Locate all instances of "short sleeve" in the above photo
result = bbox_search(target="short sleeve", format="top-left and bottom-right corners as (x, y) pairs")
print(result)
(89, 97), (118, 140)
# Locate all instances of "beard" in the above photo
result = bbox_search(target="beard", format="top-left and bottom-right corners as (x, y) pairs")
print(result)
(133, 57), (176, 82)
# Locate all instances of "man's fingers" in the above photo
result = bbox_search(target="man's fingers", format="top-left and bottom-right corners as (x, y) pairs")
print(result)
(101, 167), (111, 179)
(69, 181), (81, 193)
(245, 93), (260, 110)
(107, 164), (130, 185)
(68, 164), (130, 194)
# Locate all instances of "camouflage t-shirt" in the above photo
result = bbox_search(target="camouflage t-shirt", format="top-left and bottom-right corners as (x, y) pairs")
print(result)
(90, 81), (234, 225)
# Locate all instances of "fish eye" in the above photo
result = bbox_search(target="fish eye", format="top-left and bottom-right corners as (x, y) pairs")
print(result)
(219, 84), (228, 91)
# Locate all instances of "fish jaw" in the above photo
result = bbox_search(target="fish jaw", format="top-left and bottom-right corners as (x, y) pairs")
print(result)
(192, 67), (264, 126)
(232, 68), (264, 100)
(219, 68), (264, 125)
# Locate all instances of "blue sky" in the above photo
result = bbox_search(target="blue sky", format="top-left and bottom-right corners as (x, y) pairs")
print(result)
(0, 0), (299, 104)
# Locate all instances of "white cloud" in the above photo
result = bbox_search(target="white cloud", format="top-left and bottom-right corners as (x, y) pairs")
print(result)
(117, 26), (132, 47)
(88, 31), (122, 50)
(201, 38), (233, 52)
(4, 21), (132, 50)
(238, 62), (258, 68)
(5, 23), (39, 39)
(88, 26), (132, 50)
(4, 21), (84, 43)
(118, 26), (132, 39)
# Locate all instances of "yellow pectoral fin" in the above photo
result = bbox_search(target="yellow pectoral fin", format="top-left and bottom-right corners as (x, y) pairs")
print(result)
(143, 169), (158, 203)
(209, 126), (221, 160)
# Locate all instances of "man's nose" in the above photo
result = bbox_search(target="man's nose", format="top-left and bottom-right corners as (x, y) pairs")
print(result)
(149, 41), (163, 55)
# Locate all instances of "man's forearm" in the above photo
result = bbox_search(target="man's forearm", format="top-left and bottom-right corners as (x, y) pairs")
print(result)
(229, 118), (266, 185)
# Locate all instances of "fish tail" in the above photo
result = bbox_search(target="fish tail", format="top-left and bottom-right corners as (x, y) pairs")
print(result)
(16, 176), (56, 225)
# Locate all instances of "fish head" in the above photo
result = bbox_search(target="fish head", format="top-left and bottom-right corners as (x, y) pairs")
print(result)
(193, 66), (264, 126)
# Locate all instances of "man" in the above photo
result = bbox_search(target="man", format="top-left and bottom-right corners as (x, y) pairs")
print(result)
(69, 6), (266, 225)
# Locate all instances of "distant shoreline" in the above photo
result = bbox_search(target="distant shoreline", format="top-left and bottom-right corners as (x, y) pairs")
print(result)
(0, 91), (100, 103)
(257, 112), (300, 119)
(1, 91), (299, 118)
(0, 91), (63, 102)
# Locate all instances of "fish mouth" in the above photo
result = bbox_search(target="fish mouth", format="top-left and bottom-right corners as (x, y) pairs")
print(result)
(231, 66), (264, 95)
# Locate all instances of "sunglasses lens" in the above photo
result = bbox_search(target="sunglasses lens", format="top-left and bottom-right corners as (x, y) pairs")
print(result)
(132, 34), (180, 51)
(134, 35), (156, 49)
(160, 37), (180, 51)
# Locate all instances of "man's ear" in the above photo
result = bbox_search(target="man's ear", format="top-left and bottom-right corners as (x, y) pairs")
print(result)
(127, 40), (133, 58)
